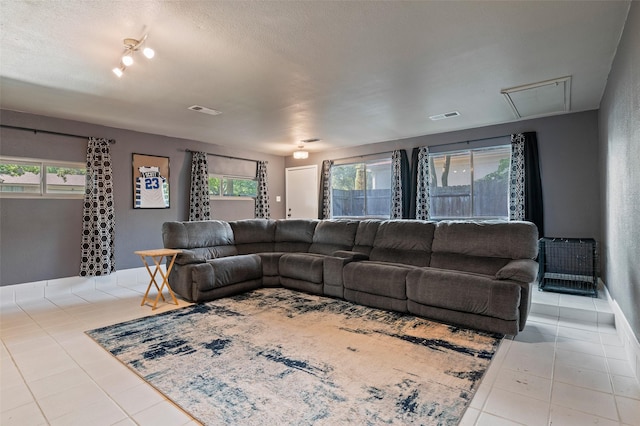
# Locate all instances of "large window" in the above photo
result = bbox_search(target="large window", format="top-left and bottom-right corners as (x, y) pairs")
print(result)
(331, 156), (392, 218)
(208, 175), (258, 198)
(0, 157), (86, 198)
(429, 145), (510, 219)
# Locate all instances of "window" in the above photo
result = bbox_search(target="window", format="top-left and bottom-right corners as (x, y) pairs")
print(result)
(0, 157), (86, 198)
(330, 156), (392, 218)
(208, 175), (258, 198)
(429, 145), (511, 219)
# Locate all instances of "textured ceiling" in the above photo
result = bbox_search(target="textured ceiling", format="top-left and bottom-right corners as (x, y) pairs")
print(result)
(0, 1), (630, 156)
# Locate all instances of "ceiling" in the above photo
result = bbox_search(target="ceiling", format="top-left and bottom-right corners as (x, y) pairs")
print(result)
(0, 1), (630, 156)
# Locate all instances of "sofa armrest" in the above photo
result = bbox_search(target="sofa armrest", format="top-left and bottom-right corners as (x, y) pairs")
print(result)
(324, 252), (369, 292)
(332, 250), (370, 261)
(174, 249), (206, 265)
(496, 259), (539, 283)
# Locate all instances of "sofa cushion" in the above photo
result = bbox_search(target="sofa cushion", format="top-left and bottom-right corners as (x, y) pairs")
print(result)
(230, 219), (276, 254)
(163, 220), (238, 261)
(432, 220), (538, 260)
(279, 253), (325, 283)
(274, 220), (318, 252)
(343, 261), (413, 299)
(430, 253), (510, 277)
(309, 220), (359, 255)
(353, 220), (381, 255)
(206, 254), (262, 290)
(369, 220), (435, 267)
(406, 268), (520, 321)
(163, 220), (234, 249)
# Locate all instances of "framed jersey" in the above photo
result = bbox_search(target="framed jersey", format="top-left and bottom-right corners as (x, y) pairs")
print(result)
(132, 153), (170, 209)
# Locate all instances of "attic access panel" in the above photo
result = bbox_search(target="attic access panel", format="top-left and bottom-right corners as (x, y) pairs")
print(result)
(501, 76), (571, 118)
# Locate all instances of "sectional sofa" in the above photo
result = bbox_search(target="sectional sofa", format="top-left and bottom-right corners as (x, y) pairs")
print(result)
(162, 219), (539, 335)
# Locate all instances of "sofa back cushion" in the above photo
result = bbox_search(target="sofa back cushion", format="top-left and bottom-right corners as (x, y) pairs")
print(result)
(369, 220), (435, 266)
(230, 219), (277, 254)
(162, 220), (238, 261)
(352, 220), (382, 255)
(274, 219), (318, 252)
(308, 220), (359, 255)
(430, 221), (538, 275)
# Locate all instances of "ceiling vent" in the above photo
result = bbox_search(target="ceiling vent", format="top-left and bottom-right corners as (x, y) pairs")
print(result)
(188, 105), (222, 116)
(429, 111), (460, 121)
(501, 76), (571, 119)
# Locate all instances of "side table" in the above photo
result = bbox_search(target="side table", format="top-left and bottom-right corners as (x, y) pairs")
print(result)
(135, 248), (182, 310)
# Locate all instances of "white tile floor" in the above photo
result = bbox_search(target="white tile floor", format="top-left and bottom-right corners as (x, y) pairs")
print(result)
(1, 277), (639, 425)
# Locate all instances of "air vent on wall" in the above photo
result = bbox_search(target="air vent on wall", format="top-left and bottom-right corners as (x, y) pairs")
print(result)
(501, 76), (571, 119)
(188, 105), (222, 116)
(429, 111), (460, 121)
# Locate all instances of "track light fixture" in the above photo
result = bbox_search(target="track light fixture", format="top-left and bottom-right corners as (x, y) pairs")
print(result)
(112, 34), (154, 77)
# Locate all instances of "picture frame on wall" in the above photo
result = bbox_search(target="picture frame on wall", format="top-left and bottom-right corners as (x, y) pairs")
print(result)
(132, 153), (170, 209)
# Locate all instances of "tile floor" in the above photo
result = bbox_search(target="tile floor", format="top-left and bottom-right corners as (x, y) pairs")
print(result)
(1, 276), (639, 425)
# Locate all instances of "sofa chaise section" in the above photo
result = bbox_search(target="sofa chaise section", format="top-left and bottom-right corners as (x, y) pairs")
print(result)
(406, 221), (539, 335)
(162, 220), (262, 302)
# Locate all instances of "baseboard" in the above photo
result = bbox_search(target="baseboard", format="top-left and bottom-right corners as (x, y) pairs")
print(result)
(603, 281), (640, 383)
(0, 266), (153, 303)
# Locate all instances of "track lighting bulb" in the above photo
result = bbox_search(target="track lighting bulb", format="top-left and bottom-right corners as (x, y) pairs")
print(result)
(122, 53), (134, 66)
(143, 47), (155, 59)
(112, 67), (124, 77)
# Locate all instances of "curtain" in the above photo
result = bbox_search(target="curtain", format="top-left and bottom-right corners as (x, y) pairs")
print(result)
(415, 147), (430, 220)
(255, 161), (270, 219)
(510, 132), (544, 236)
(189, 151), (211, 221)
(390, 150), (410, 219)
(80, 138), (116, 276)
(320, 160), (333, 219)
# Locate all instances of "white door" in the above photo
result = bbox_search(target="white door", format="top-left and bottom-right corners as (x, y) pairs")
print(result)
(285, 165), (318, 219)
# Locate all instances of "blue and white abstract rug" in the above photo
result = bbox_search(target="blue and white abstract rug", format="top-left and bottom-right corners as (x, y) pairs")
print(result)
(87, 288), (502, 425)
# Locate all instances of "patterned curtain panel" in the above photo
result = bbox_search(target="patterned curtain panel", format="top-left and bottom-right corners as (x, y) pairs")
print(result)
(189, 151), (211, 221)
(509, 134), (526, 221)
(510, 132), (544, 236)
(320, 160), (333, 219)
(255, 161), (270, 219)
(415, 147), (430, 221)
(390, 150), (410, 219)
(80, 138), (116, 277)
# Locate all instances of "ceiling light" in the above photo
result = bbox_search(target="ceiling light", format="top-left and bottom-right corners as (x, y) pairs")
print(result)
(112, 33), (154, 77)
(143, 47), (155, 59)
(122, 53), (134, 66)
(293, 142), (309, 159)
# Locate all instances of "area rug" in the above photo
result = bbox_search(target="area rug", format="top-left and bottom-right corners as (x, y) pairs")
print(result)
(87, 288), (502, 425)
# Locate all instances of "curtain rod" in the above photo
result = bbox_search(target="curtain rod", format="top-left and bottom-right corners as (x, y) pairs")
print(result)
(330, 150), (394, 163)
(0, 124), (116, 144)
(424, 134), (511, 150)
(183, 148), (263, 164)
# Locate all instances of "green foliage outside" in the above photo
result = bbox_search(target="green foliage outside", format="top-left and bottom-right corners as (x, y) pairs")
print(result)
(476, 158), (510, 183)
(0, 163), (40, 176)
(209, 176), (257, 197)
(331, 164), (372, 190)
(0, 163), (86, 183)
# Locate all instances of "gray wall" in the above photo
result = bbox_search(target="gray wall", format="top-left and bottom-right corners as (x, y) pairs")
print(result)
(598, 2), (639, 341)
(287, 110), (602, 240)
(0, 110), (286, 286)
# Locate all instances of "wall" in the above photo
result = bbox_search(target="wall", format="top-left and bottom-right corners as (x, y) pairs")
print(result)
(287, 110), (601, 240)
(0, 110), (286, 286)
(598, 1), (639, 341)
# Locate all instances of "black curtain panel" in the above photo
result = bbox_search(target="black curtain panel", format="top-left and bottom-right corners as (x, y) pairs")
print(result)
(523, 132), (544, 236)
(510, 132), (544, 236)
